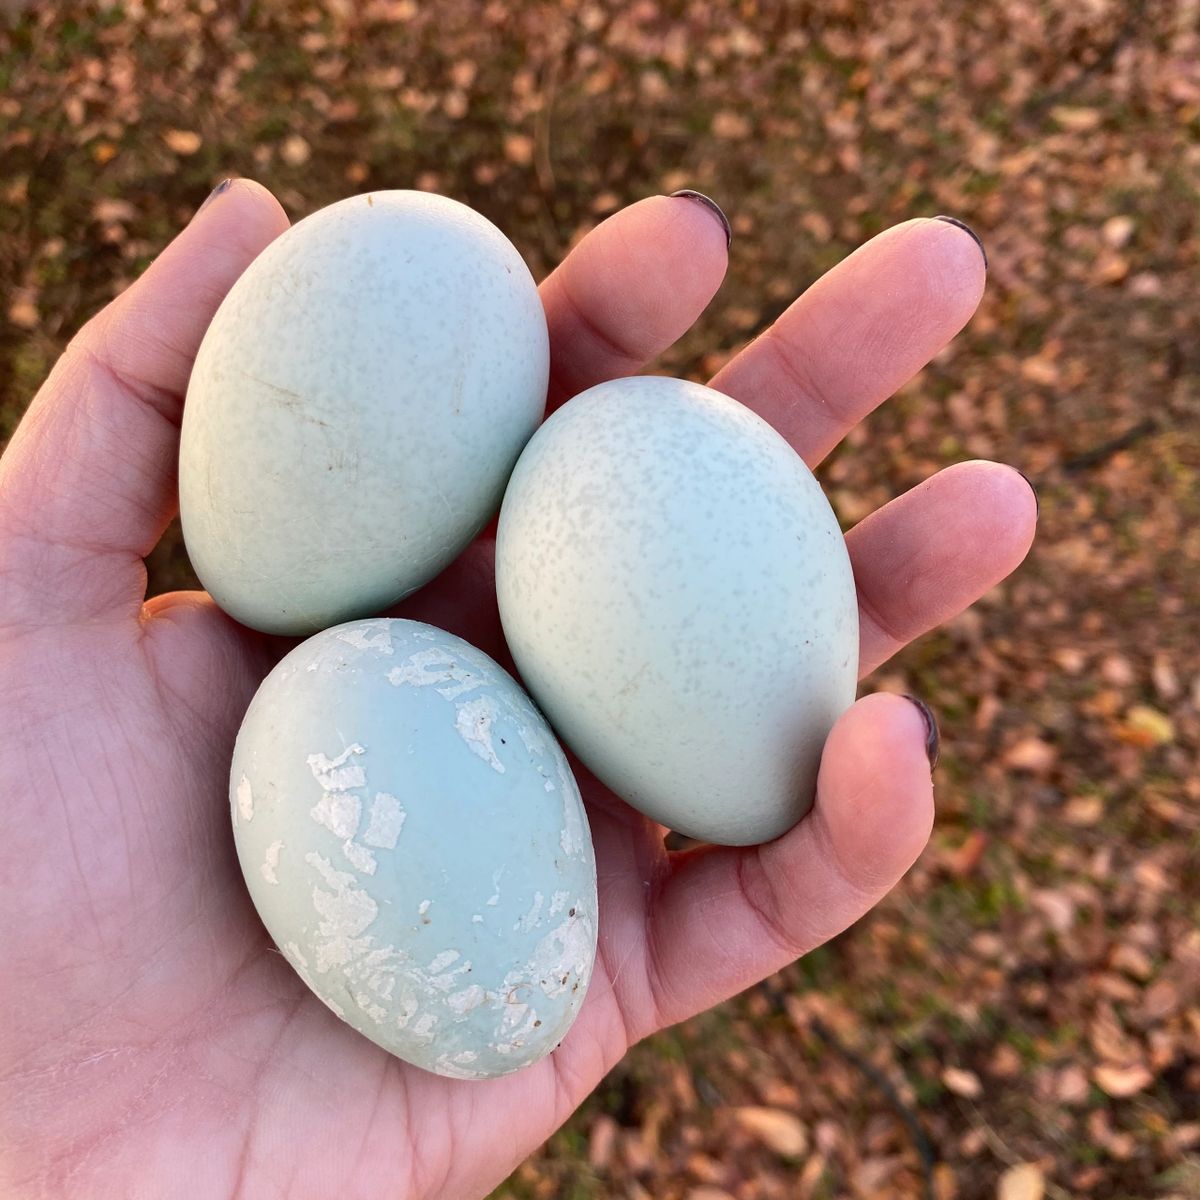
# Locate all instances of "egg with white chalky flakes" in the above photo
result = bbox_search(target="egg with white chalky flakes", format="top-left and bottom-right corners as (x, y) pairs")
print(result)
(496, 375), (859, 847)
(180, 190), (549, 635)
(230, 618), (597, 1079)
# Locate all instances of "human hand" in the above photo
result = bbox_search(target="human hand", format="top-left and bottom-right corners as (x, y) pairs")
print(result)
(0, 180), (1035, 1198)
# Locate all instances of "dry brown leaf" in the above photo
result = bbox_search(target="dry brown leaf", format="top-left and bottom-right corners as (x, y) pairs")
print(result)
(1063, 795), (1104, 826)
(942, 1066), (983, 1098)
(731, 1106), (808, 1157)
(946, 829), (989, 877)
(281, 134), (311, 166)
(933, 1163), (958, 1200)
(588, 1114), (616, 1170)
(1055, 1064), (1090, 1105)
(997, 1163), (1045, 1200)
(7, 292), (38, 330)
(1102, 215), (1135, 248)
(1003, 736), (1057, 772)
(711, 110), (751, 139)
(1031, 888), (1076, 934)
(1120, 706), (1174, 747)
(503, 133), (534, 165)
(1093, 1062), (1154, 1098)
(93, 198), (137, 223)
(1051, 105), (1103, 131)
(163, 128), (202, 155)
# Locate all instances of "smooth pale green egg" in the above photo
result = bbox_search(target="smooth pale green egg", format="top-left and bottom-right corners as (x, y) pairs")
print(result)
(495, 376), (859, 846)
(230, 618), (597, 1079)
(180, 191), (549, 634)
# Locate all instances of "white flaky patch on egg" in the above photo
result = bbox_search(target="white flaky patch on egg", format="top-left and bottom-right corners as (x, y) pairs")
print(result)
(515, 892), (545, 933)
(236, 775), (254, 824)
(362, 791), (406, 849)
(261, 840), (284, 885)
(336, 621), (394, 653)
(387, 649), (480, 700)
(524, 911), (595, 1000)
(282, 941), (347, 1019)
(306, 743), (366, 791)
(559, 791), (586, 858)
(341, 839), (377, 875)
(310, 790), (361, 839)
(306, 850), (379, 973)
(446, 985), (487, 1015)
(454, 696), (506, 773)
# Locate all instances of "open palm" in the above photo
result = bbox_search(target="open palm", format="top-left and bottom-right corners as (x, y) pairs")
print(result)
(0, 181), (1034, 1199)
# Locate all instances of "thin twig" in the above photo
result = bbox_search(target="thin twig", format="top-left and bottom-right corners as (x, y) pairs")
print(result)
(809, 1016), (937, 1200)
(1062, 418), (1158, 472)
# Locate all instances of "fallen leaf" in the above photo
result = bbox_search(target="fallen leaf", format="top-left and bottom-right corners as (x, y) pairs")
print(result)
(997, 1163), (1045, 1200)
(1055, 1064), (1090, 1105)
(1102, 215), (1135, 248)
(1120, 705), (1174, 747)
(588, 1114), (616, 1170)
(942, 1066), (983, 1098)
(712, 110), (752, 139)
(1003, 737), (1057, 772)
(1031, 888), (1076, 934)
(7, 291), (38, 330)
(503, 132), (534, 165)
(281, 134), (311, 166)
(731, 1106), (808, 1157)
(93, 198), (137, 223)
(933, 1162), (958, 1200)
(163, 128), (202, 155)
(946, 829), (989, 877)
(1051, 105), (1103, 131)
(1093, 1063), (1154, 1097)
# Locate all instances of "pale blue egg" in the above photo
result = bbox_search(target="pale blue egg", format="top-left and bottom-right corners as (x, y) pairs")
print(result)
(495, 376), (859, 846)
(230, 619), (597, 1079)
(180, 191), (549, 634)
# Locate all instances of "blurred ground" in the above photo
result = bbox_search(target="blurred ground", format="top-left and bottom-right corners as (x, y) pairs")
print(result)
(2, 2), (1199, 1197)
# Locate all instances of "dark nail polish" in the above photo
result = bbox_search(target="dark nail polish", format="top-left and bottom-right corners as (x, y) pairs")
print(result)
(903, 695), (941, 770)
(933, 215), (987, 269)
(1015, 468), (1039, 519)
(198, 178), (234, 214)
(671, 189), (732, 249)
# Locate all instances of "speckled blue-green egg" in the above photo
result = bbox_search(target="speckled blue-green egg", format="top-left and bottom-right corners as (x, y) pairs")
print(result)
(495, 376), (859, 847)
(230, 619), (597, 1079)
(180, 191), (549, 635)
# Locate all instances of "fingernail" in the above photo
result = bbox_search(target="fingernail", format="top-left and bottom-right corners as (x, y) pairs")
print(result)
(903, 695), (941, 770)
(933, 215), (987, 269)
(198, 178), (234, 215)
(671, 189), (732, 249)
(1015, 468), (1039, 519)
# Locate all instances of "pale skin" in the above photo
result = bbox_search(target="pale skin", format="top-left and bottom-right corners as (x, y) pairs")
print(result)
(0, 181), (1035, 1198)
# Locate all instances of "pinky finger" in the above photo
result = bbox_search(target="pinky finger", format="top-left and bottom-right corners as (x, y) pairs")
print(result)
(636, 692), (935, 1038)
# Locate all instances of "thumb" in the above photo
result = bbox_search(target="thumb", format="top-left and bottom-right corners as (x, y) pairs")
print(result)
(0, 178), (289, 625)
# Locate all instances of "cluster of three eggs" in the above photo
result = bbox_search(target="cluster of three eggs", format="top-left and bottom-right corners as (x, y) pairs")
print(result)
(180, 192), (857, 1079)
